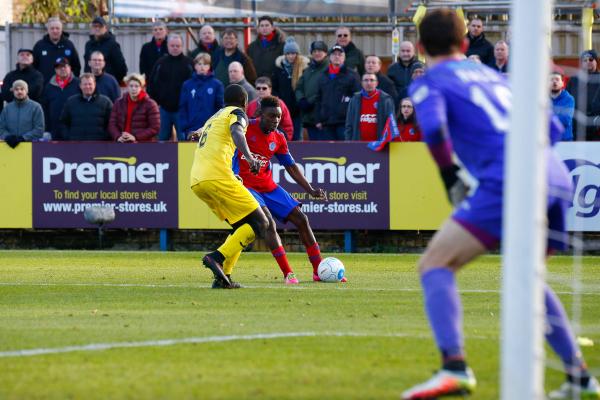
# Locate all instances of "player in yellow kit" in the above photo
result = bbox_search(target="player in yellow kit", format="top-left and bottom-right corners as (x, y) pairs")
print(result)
(190, 84), (268, 289)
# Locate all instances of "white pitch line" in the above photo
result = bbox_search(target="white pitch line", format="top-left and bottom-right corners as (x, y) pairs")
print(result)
(0, 282), (598, 296)
(0, 331), (492, 359)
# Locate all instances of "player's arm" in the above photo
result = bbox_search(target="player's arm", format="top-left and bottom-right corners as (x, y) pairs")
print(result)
(279, 154), (326, 200)
(230, 109), (260, 174)
(410, 82), (466, 205)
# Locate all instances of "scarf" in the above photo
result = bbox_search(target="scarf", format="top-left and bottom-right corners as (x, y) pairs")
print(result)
(125, 90), (147, 133)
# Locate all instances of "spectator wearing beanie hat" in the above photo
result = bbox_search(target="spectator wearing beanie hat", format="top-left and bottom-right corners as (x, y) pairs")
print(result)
(272, 37), (309, 140)
(566, 49), (600, 140)
(295, 40), (329, 140)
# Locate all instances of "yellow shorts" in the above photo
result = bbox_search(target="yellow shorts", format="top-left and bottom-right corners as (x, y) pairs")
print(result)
(191, 179), (259, 225)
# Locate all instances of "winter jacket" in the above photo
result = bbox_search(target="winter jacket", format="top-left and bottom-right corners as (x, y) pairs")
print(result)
(139, 37), (168, 78)
(344, 90), (395, 140)
(295, 58), (328, 126)
(387, 57), (420, 101)
(247, 28), (285, 80)
(41, 74), (81, 140)
(95, 72), (121, 102)
(566, 72), (600, 140)
(247, 98), (294, 141)
(178, 73), (224, 135)
(551, 90), (575, 141)
(315, 65), (361, 127)
(188, 39), (220, 61)
(272, 55), (309, 117)
(342, 42), (365, 76)
(108, 92), (160, 142)
(465, 33), (495, 66)
(1, 65), (45, 104)
(0, 98), (44, 140)
(213, 47), (257, 86)
(147, 54), (193, 112)
(60, 93), (112, 141)
(84, 32), (128, 82)
(376, 72), (399, 109)
(33, 32), (81, 83)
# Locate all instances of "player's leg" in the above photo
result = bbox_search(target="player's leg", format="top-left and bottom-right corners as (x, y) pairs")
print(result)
(261, 206), (297, 284)
(402, 218), (488, 400)
(285, 207), (330, 281)
(545, 193), (600, 399)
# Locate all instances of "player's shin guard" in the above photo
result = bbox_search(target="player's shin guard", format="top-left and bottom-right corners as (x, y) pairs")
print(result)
(218, 223), (256, 259)
(421, 268), (465, 367)
(305, 242), (322, 274)
(544, 285), (591, 384)
(272, 245), (293, 277)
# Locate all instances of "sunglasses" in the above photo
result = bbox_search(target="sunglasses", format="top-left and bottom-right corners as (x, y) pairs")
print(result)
(256, 86), (270, 91)
(337, 33), (349, 38)
(362, 79), (377, 82)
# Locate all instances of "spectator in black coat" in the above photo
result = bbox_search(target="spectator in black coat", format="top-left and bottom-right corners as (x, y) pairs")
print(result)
(213, 28), (257, 86)
(465, 17), (495, 66)
(147, 34), (193, 141)
(60, 73), (112, 141)
(189, 24), (220, 61)
(387, 41), (420, 103)
(364, 55), (399, 109)
(88, 51), (121, 102)
(566, 50), (600, 140)
(41, 57), (81, 140)
(84, 16), (128, 83)
(33, 17), (81, 83)
(139, 21), (169, 78)
(313, 45), (361, 141)
(1, 49), (45, 111)
(335, 26), (365, 76)
(247, 16), (285, 80)
(491, 40), (509, 74)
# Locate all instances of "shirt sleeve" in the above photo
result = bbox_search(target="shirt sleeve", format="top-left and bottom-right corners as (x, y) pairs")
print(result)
(274, 131), (295, 166)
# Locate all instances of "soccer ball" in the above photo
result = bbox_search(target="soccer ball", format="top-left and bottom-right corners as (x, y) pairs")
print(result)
(317, 257), (345, 282)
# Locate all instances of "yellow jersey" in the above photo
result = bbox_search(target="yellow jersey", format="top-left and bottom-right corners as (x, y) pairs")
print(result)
(190, 106), (248, 185)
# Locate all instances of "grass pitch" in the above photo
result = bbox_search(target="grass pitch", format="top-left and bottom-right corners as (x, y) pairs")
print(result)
(0, 251), (599, 399)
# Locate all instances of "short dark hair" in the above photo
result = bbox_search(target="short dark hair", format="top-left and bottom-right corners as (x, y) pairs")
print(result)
(221, 28), (237, 38)
(258, 15), (274, 25)
(419, 9), (465, 57)
(259, 95), (280, 110)
(224, 84), (248, 108)
(255, 76), (272, 88)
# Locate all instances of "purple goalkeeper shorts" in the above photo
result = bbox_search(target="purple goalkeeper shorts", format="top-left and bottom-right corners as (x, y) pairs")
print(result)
(247, 185), (300, 223)
(453, 181), (571, 252)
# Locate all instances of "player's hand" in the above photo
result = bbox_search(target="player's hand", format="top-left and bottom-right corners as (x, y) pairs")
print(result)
(188, 128), (202, 142)
(309, 187), (327, 201)
(248, 157), (261, 174)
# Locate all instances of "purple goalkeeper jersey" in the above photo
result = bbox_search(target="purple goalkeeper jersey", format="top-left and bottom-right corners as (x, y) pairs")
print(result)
(409, 59), (563, 183)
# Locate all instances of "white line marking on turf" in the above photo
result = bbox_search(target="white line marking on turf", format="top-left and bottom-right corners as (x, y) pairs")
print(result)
(0, 331), (491, 358)
(0, 282), (598, 296)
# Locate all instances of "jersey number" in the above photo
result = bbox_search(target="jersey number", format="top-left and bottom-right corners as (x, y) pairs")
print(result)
(470, 85), (511, 133)
(198, 123), (211, 148)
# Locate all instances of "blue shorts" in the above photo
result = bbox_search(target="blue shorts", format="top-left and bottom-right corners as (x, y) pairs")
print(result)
(453, 181), (571, 251)
(247, 186), (300, 222)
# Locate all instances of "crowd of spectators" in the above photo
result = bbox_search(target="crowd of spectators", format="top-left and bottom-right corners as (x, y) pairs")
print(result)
(0, 14), (590, 148)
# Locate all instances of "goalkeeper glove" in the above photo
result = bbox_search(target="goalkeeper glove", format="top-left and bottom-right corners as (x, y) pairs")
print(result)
(440, 165), (469, 206)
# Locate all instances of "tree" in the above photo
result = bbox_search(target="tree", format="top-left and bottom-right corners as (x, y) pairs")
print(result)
(21, 0), (105, 24)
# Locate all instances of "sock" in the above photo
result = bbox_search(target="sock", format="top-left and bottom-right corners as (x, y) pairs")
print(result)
(272, 246), (293, 277)
(218, 223), (255, 259)
(305, 242), (322, 274)
(421, 268), (465, 367)
(223, 248), (242, 275)
(544, 285), (590, 385)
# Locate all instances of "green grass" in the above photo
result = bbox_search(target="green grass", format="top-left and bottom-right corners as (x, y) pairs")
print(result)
(0, 251), (598, 399)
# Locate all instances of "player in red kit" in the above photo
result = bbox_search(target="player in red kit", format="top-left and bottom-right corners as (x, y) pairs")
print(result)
(234, 96), (346, 283)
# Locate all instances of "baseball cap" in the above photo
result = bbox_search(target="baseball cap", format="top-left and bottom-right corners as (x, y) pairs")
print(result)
(581, 49), (598, 60)
(92, 16), (107, 26)
(17, 48), (33, 55)
(54, 57), (70, 67)
(329, 44), (344, 55)
(310, 40), (328, 53)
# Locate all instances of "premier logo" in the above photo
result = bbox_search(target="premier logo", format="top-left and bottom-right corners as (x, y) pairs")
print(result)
(42, 156), (170, 184)
(272, 156), (380, 184)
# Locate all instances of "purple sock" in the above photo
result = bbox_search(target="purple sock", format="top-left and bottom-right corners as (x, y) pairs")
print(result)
(421, 268), (464, 360)
(544, 285), (586, 375)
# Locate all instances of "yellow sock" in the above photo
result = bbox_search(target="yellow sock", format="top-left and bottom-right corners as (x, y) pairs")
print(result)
(218, 223), (255, 259)
(223, 248), (242, 275)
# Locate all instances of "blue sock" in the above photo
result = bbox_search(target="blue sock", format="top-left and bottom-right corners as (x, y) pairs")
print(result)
(544, 285), (588, 378)
(421, 268), (464, 362)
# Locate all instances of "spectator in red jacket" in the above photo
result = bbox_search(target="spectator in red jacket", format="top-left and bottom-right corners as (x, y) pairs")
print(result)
(395, 97), (421, 142)
(108, 73), (160, 142)
(246, 76), (294, 140)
